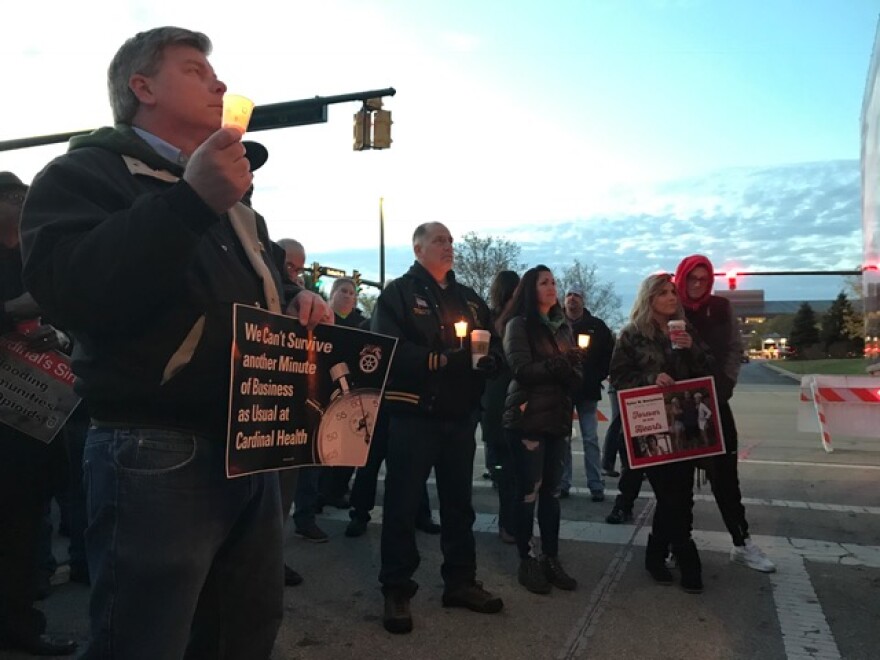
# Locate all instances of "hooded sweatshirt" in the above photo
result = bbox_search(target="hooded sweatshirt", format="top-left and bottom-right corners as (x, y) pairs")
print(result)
(20, 125), (287, 435)
(674, 254), (742, 399)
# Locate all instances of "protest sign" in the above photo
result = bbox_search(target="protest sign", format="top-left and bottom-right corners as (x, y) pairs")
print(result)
(617, 376), (725, 469)
(227, 304), (396, 478)
(0, 334), (80, 443)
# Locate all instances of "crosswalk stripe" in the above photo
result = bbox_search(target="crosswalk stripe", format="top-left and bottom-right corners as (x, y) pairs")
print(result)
(317, 508), (880, 570)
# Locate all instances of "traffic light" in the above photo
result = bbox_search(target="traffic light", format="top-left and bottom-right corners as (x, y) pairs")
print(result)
(311, 262), (323, 289)
(372, 110), (393, 149)
(353, 99), (392, 151)
(727, 270), (738, 291)
(353, 109), (370, 151)
(353, 269), (362, 295)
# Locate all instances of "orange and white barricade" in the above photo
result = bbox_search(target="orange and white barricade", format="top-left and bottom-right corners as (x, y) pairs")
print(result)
(798, 375), (880, 453)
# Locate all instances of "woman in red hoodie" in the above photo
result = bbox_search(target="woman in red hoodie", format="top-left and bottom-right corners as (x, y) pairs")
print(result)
(674, 255), (775, 573)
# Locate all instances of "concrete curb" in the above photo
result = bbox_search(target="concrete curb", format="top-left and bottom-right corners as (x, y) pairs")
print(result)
(759, 360), (802, 382)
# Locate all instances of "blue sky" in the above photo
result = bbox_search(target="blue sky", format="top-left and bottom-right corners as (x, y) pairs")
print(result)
(1, 0), (877, 306)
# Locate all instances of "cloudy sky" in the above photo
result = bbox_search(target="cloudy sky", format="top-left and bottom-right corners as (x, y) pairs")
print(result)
(1, 0), (877, 308)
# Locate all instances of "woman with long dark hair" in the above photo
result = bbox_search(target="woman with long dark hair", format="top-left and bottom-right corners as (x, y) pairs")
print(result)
(499, 265), (582, 594)
(481, 270), (521, 543)
(609, 273), (713, 593)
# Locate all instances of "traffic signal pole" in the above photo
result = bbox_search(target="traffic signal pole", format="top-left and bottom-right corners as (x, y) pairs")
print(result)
(717, 269), (863, 290)
(0, 87), (397, 152)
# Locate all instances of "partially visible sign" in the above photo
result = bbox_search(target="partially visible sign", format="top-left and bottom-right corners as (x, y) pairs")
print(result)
(226, 304), (397, 478)
(0, 334), (80, 443)
(618, 376), (725, 469)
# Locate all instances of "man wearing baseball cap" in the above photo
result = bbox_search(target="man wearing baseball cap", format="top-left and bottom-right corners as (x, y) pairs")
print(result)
(560, 287), (614, 501)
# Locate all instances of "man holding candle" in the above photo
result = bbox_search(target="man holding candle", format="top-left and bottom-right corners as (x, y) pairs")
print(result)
(560, 288), (614, 502)
(371, 222), (504, 634)
(19, 27), (331, 659)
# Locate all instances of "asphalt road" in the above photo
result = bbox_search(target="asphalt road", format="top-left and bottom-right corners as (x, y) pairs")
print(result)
(10, 361), (879, 660)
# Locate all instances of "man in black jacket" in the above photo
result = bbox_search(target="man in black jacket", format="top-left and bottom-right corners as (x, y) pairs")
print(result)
(560, 288), (614, 501)
(20, 27), (330, 659)
(371, 222), (504, 634)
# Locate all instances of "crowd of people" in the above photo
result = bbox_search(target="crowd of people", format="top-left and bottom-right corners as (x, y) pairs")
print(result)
(0, 24), (774, 659)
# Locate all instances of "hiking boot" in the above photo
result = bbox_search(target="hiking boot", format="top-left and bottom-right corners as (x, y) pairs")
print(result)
(541, 555), (577, 591)
(675, 540), (704, 594)
(295, 522), (329, 543)
(518, 557), (551, 594)
(730, 539), (776, 573)
(383, 592), (413, 634)
(442, 581), (504, 613)
(605, 507), (633, 524)
(345, 517), (368, 537)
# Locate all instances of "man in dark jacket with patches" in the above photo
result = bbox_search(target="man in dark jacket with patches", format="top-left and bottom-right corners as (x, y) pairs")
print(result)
(371, 222), (504, 634)
(20, 27), (331, 659)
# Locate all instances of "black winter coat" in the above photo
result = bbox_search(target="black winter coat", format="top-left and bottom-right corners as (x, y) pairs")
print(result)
(502, 312), (582, 437)
(19, 125), (292, 435)
(371, 261), (500, 419)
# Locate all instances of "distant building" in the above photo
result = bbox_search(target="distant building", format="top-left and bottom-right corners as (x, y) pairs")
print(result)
(716, 289), (860, 354)
(716, 289), (843, 324)
(862, 16), (880, 354)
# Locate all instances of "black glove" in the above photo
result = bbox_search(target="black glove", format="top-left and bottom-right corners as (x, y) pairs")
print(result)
(546, 354), (574, 381)
(475, 354), (501, 376)
(443, 348), (471, 374)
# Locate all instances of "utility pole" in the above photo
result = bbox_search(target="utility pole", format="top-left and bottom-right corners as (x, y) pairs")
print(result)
(379, 197), (386, 288)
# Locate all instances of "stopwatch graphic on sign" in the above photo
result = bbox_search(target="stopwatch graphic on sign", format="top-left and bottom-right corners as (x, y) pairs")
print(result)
(306, 362), (380, 465)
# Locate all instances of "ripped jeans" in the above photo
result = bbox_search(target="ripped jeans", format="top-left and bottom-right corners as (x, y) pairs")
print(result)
(507, 430), (567, 560)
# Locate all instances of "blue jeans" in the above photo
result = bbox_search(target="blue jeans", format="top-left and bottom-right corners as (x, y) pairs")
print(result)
(292, 466), (322, 528)
(82, 427), (283, 660)
(561, 400), (604, 494)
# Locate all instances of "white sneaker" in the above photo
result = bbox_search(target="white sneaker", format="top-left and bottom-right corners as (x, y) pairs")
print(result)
(730, 539), (776, 573)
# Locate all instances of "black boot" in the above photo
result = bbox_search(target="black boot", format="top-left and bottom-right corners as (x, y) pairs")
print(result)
(674, 539), (703, 594)
(645, 533), (673, 585)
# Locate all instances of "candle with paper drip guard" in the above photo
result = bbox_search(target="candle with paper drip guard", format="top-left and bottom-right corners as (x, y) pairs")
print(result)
(454, 320), (468, 348)
(577, 334), (591, 349)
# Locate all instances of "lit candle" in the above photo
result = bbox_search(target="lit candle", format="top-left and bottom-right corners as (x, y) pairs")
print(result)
(454, 319), (468, 347)
(578, 334), (591, 349)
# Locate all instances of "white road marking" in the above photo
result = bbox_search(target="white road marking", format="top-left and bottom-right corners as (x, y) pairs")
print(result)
(739, 458), (880, 471)
(770, 557), (842, 660)
(462, 479), (880, 515)
(318, 508), (880, 570)
(321, 494), (876, 660)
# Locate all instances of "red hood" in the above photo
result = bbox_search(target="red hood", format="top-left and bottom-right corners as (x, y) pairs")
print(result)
(675, 254), (714, 310)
